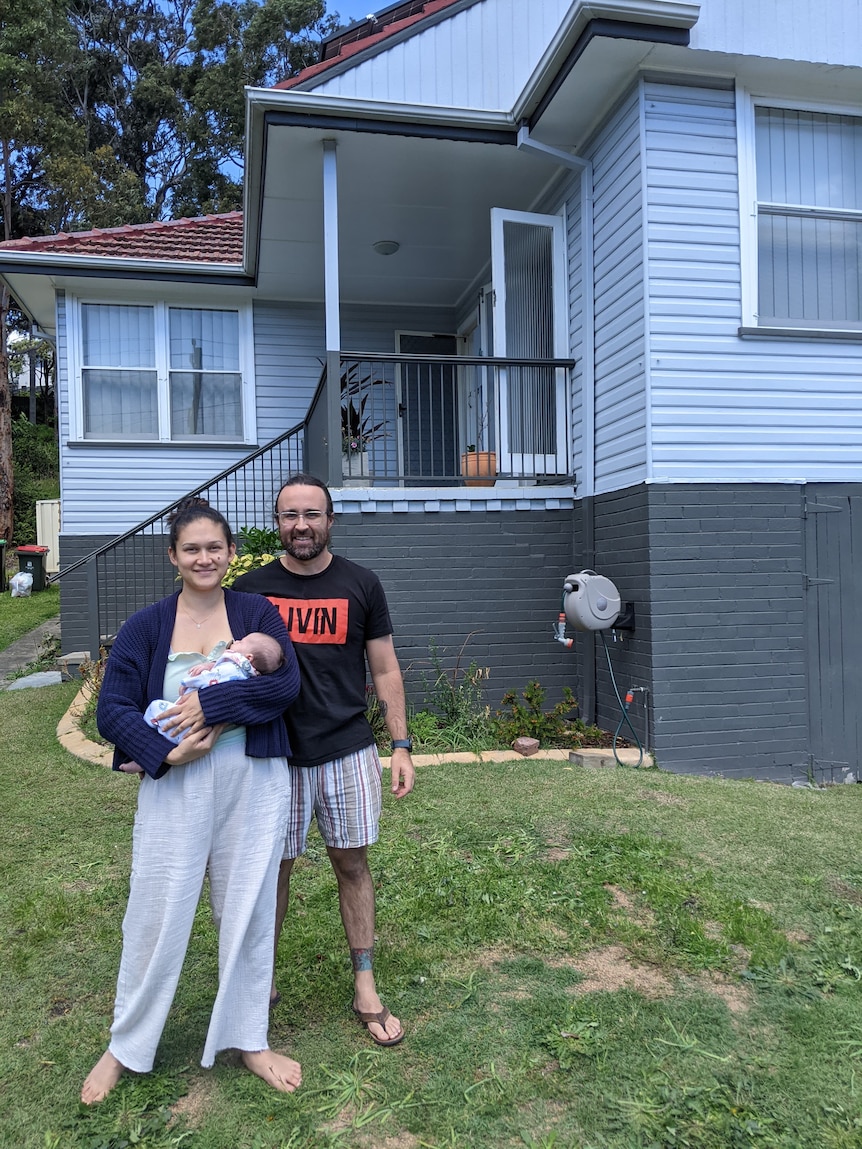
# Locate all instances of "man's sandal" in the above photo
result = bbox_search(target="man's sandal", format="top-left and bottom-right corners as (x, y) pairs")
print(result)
(352, 1005), (404, 1047)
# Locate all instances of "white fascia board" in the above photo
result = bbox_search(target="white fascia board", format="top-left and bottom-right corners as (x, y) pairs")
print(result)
(514, 0), (701, 122)
(0, 251), (244, 276)
(244, 85), (517, 133)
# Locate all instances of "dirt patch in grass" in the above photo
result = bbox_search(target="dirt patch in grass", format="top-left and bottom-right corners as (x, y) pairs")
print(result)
(604, 883), (657, 929)
(693, 970), (752, 1015)
(557, 944), (674, 998)
(827, 876), (862, 905)
(636, 788), (688, 808)
(170, 1074), (216, 1127)
(545, 847), (571, 862)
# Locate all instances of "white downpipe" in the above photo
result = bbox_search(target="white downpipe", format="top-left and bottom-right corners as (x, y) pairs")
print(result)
(322, 139), (340, 353)
(516, 126), (595, 498)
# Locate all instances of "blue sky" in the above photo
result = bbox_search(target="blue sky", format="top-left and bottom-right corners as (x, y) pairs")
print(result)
(329, 0), (384, 28)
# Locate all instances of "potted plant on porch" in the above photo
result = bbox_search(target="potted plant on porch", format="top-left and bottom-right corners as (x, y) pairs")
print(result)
(460, 444), (497, 486)
(341, 364), (386, 485)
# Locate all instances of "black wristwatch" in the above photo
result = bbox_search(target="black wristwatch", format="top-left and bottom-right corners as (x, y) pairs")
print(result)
(391, 738), (413, 752)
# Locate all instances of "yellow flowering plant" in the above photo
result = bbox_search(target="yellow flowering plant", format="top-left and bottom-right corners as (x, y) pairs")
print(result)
(222, 525), (281, 588)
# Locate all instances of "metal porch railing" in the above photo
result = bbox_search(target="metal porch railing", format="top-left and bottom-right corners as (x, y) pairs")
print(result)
(334, 352), (575, 486)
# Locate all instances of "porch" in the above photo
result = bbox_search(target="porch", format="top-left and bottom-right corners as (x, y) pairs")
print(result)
(54, 348), (576, 661)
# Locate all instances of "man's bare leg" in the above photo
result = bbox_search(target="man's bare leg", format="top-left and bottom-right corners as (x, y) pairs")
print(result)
(81, 1049), (125, 1104)
(270, 857), (294, 1004)
(327, 845), (402, 1043)
(242, 1049), (302, 1092)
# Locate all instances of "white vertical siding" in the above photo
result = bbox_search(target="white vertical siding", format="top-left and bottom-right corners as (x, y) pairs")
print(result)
(645, 78), (862, 483)
(588, 88), (648, 494)
(310, 0), (571, 110)
(692, 0), (862, 68)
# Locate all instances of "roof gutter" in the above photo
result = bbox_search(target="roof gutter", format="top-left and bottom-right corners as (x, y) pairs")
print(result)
(515, 0), (700, 125)
(0, 251), (248, 281)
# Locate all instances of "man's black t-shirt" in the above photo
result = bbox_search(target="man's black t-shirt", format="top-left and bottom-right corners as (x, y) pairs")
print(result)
(233, 555), (392, 767)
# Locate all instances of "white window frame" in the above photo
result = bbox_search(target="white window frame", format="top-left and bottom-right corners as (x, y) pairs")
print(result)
(68, 296), (256, 443)
(738, 89), (862, 333)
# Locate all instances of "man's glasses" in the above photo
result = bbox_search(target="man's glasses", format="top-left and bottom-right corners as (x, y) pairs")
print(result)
(275, 511), (326, 524)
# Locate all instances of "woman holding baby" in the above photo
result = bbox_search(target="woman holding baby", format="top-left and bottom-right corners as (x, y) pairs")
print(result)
(82, 497), (301, 1103)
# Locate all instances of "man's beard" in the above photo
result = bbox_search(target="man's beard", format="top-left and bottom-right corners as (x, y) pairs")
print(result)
(283, 531), (329, 562)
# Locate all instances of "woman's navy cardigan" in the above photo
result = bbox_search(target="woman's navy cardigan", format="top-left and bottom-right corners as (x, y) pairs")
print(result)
(96, 589), (300, 779)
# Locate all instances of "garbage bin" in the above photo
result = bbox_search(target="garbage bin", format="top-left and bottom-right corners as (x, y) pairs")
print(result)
(0, 539), (5, 592)
(16, 544), (49, 593)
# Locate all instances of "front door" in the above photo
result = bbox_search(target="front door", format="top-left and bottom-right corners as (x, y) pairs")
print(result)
(396, 331), (458, 483)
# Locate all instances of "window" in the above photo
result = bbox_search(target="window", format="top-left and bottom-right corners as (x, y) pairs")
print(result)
(754, 105), (862, 330)
(77, 301), (251, 441)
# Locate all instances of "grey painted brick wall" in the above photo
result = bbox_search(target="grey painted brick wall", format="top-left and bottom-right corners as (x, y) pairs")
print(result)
(59, 486), (825, 784)
(584, 483), (809, 782)
(331, 510), (578, 710)
(59, 511), (580, 713)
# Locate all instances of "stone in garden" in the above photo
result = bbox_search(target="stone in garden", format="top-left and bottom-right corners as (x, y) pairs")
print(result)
(512, 736), (540, 756)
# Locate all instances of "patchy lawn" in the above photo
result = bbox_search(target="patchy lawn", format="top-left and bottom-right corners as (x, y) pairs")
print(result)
(3, 681), (862, 1148)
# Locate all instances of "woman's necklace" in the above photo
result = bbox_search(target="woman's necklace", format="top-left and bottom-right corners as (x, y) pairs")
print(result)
(180, 597), (221, 630)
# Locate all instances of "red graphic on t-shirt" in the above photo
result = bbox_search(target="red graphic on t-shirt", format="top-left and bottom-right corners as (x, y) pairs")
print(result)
(267, 597), (348, 644)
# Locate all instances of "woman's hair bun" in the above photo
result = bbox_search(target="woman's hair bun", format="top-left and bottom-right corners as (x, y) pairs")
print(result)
(166, 497), (211, 528)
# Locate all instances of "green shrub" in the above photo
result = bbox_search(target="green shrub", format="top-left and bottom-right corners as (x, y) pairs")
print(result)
(12, 415), (57, 477)
(493, 680), (607, 748)
(11, 416), (59, 545)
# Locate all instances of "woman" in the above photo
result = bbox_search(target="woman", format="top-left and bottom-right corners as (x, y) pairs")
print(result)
(82, 498), (302, 1104)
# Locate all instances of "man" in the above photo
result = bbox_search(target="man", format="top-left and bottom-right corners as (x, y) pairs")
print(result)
(234, 473), (415, 1046)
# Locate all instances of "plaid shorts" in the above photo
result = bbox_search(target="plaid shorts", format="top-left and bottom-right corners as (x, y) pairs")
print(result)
(283, 743), (382, 859)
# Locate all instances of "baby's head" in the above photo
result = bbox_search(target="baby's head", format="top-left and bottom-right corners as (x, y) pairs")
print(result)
(229, 632), (284, 674)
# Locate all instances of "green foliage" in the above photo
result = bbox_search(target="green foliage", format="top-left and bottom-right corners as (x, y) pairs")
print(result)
(418, 636), (494, 750)
(493, 679), (607, 748)
(222, 523), (281, 586)
(10, 415), (58, 545)
(11, 416), (56, 477)
(237, 523), (282, 556)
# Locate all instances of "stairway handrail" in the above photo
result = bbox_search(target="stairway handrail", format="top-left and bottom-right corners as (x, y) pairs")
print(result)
(50, 418), (305, 584)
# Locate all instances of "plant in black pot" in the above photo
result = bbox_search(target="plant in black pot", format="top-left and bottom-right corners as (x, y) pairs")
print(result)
(341, 364), (386, 480)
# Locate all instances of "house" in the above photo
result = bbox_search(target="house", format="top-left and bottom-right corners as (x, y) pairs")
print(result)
(2, 0), (862, 782)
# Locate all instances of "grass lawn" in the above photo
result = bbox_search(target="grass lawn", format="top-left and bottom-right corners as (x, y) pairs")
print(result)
(4, 683), (862, 1148)
(0, 581), (60, 653)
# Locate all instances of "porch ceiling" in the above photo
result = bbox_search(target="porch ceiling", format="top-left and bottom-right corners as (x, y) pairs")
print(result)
(256, 124), (561, 309)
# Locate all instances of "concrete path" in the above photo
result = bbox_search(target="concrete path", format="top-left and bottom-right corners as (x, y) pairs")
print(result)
(0, 616), (62, 686)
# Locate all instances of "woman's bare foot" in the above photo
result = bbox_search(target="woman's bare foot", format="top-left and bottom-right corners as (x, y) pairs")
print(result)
(81, 1049), (125, 1104)
(241, 1049), (302, 1092)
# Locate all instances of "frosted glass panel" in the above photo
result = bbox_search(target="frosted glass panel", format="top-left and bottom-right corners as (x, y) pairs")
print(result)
(756, 107), (862, 327)
(82, 304), (155, 366)
(170, 371), (242, 439)
(83, 369), (158, 438)
(169, 309), (239, 370)
(502, 220), (555, 453)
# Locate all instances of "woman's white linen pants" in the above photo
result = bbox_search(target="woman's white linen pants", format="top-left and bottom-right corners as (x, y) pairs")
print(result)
(107, 745), (290, 1072)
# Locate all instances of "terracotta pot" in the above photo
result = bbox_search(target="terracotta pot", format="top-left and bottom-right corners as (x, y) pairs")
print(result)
(460, 450), (497, 487)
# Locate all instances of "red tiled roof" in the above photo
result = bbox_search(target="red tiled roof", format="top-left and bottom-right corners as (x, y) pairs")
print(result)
(0, 212), (244, 263)
(275, 0), (463, 90)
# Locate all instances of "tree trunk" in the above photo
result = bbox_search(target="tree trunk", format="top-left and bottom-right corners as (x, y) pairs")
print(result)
(0, 283), (13, 546)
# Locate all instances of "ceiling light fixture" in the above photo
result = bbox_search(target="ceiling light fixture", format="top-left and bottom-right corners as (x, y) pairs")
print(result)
(372, 239), (400, 256)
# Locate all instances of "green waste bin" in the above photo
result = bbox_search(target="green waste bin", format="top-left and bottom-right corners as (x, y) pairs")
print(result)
(16, 544), (49, 593)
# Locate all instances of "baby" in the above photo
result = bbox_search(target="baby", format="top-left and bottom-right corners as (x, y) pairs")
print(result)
(143, 631), (284, 745)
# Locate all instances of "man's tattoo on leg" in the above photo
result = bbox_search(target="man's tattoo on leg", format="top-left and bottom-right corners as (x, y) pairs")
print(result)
(351, 946), (374, 972)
